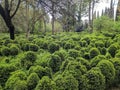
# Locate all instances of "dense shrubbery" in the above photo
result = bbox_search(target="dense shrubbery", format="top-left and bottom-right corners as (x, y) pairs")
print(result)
(1, 31), (120, 90)
(97, 60), (115, 88)
(48, 43), (60, 53)
(89, 48), (100, 59)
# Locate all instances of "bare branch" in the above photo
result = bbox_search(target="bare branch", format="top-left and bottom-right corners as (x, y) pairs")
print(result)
(10, 0), (21, 19)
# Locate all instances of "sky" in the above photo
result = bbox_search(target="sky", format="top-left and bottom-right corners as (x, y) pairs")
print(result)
(82, 0), (118, 20)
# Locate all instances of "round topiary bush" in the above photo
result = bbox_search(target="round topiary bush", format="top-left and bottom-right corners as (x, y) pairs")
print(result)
(108, 44), (119, 57)
(97, 60), (115, 87)
(68, 49), (80, 59)
(100, 47), (107, 55)
(49, 54), (62, 72)
(85, 68), (105, 90)
(95, 41), (104, 48)
(28, 66), (52, 79)
(89, 48), (100, 59)
(1, 47), (10, 56)
(112, 58), (120, 85)
(76, 57), (90, 70)
(10, 45), (19, 56)
(90, 55), (106, 67)
(79, 40), (88, 47)
(54, 50), (67, 61)
(35, 76), (56, 90)
(14, 80), (27, 90)
(24, 51), (37, 63)
(48, 43), (60, 53)
(29, 43), (39, 52)
(21, 51), (37, 69)
(21, 43), (30, 51)
(27, 73), (40, 90)
(64, 42), (74, 50)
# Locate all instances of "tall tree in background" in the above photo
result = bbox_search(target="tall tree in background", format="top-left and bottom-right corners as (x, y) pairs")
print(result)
(116, 0), (120, 20)
(0, 0), (21, 40)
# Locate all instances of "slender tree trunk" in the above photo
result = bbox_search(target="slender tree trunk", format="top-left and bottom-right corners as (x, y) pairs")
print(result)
(9, 24), (15, 40)
(52, 2), (55, 35)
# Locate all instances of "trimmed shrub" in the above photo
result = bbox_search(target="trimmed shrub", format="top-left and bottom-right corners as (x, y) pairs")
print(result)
(5, 70), (27, 90)
(112, 58), (120, 85)
(108, 44), (118, 57)
(29, 44), (39, 52)
(97, 60), (115, 87)
(85, 68), (105, 90)
(49, 54), (62, 72)
(3, 39), (12, 46)
(1, 47), (10, 56)
(48, 43), (60, 53)
(89, 48), (100, 59)
(21, 51), (37, 69)
(21, 43), (30, 51)
(64, 61), (87, 78)
(64, 42), (74, 50)
(35, 76), (56, 90)
(10, 45), (19, 56)
(63, 74), (78, 90)
(68, 49), (80, 59)
(79, 40), (88, 47)
(27, 73), (40, 90)
(82, 36), (91, 45)
(115, 51), (120, 58)
(54, 50), (67, 61)
(14, 80), (27, 90)
(76, 57), (90, 70)
(100, 47), (107, 55)
(90, 55), (106, 67)
(28, 66), (52, 79)
(95, 41), (104, 48)
(0, 65), (17, 86)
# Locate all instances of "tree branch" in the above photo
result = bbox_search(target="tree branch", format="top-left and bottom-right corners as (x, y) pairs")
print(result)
(10, 0), (21, 19)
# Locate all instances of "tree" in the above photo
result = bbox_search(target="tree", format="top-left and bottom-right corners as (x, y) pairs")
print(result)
(0, 0), (21, 40)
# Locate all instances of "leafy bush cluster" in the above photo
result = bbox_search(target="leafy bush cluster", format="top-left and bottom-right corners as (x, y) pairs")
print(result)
(0, 31), (120, 90)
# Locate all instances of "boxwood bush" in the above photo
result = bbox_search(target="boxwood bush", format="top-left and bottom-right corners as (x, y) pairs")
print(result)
(85, 68), (105, 90)
(89, 48), (100, 59)
(1, 47), (10, 56)
(97, 60), (115, 88)
(48, 43), (60, 53)
(10, 45), (19, 56)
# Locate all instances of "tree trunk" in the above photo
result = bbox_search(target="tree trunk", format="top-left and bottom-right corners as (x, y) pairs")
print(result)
(9, 24), (15, 40)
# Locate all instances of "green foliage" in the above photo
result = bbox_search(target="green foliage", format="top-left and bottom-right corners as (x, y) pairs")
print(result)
(68, 49), (80, 59)
(93, 16), (114, 32)
(90, 55), (106, 67)
(85, 68), (105, 90)
(64, 42), (75, 50)
(48, 43), (60, 53)
(21, 43), (30, 51)
(28, 66), (52, 79)
(76, 57), (90, 70)
(10, 44), (19, 56)
(35, 76), (56, 90)
(108, 44), (119, 57)
(5, 70), (27, 90)
(97, 60), (115, 87)
(1, 47), (10, 56)
(29, 43), (39, 52)
(21, 51), (37, 69)
(27, 73), (40, 90)
(0, 65), (17, 86)
(95, 41), (104, 48)
(89, 48), (100, 59)
(49, 54), (62, 72)
(14, 80), (27, 90)
(112, 58), (120, 85)
(54, 50), (67, 61)
(63, 61), (87, 78)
